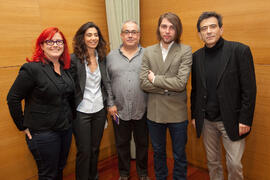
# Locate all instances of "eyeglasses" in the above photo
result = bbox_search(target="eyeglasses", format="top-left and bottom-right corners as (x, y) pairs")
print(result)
(44, 40), (64, 46)
(122, 30), (139, 36)
(200, 24), (218, 32)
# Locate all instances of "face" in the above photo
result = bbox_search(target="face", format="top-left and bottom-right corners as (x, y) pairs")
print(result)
(199, 17), (223, 48)
(120, 22), (140, 48)
(41, 32), (64, 61)
(159, 18), (176, 45)
(84, 27), (99, 50)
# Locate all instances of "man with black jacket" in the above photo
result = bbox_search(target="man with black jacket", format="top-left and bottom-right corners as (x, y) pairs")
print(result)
(191, 11), (256, 180)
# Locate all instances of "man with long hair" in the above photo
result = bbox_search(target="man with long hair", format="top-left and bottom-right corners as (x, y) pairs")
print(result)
(140, 12), (192, 180)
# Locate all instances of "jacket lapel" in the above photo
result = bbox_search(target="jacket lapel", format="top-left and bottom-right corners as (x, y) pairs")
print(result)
(198, 49), (207, 88)
(41, 63), (61, 92)
(216, 40), (232, 87)
(152, 44), (164, 73)
(77, 60), (86, 93)
(98, 57), (106, 82)
(162, 43), (178, 73)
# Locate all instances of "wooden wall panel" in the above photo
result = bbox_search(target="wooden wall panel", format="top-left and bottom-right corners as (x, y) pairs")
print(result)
(141, 0), (270, 179)
(0, 0), (114, 179)
(0, 0), (41, 67)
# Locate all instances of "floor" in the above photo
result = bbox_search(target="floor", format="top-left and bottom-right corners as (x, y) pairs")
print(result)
(64, 151), (210, 180)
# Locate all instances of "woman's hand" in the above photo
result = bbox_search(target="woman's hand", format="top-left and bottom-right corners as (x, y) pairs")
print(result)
(24, 128), (32, 140)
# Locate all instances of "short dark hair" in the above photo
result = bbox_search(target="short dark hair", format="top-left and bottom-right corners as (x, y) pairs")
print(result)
(73, 22), (107, 63)
(197, 11), (223, 32)
(156, 12), (182, 43)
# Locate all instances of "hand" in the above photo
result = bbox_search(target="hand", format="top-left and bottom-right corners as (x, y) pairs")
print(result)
(148, 70), (155, 83)
(24, 128), (32, 140)
(191, 119), (196, 129)
(108, 105), (118, 120)
(239, 123), (250, 136)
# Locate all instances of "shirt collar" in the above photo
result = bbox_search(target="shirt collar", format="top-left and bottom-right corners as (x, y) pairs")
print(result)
(160, 41), (174, 52)
(118, 44), (143, 58)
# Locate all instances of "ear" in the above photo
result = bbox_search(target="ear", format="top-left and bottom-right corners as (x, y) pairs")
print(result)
(137, 32), (141, 39)
(120, 32), (125, 41)
(41, 43), (44, 51)
(220, 26), (224, 36)
(198, 32), (202, 40)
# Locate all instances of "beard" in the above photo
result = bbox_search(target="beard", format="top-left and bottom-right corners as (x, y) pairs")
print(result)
(161, 38), (174, 45)
(161, 35), (175, 44)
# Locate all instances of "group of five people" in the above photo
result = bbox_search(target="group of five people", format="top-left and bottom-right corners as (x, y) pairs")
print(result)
(7, 11), (256, 180)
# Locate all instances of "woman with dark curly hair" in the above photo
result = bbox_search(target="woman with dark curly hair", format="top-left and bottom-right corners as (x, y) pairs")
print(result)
(70, 22), (111, 180)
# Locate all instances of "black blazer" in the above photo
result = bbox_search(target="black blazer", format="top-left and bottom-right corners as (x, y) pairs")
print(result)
(191, 39), (256, 141)
(69, 53), (111, 109)
(7, 61), (75, 131)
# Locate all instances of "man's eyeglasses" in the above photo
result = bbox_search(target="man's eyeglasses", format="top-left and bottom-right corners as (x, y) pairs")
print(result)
(122, 30), (139, 36)
(44, 40), (64, 46)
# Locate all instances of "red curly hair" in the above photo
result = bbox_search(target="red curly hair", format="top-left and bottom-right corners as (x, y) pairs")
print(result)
(27, 27), (71, 69)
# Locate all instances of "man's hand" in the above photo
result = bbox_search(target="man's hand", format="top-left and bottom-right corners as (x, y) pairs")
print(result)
(191, 119), (196, 129)
(108, 105), (118, 120)
(148, 70), (155, 83)
(239, 123), (250, 136)
(24, 128), (32, 140)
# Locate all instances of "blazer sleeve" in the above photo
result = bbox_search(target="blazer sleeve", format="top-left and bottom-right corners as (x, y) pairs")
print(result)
(7, 63), (35, 131)
(237, 45), (256, 126)
(153, 45), (192, 92)
(139, 48), (165, 94)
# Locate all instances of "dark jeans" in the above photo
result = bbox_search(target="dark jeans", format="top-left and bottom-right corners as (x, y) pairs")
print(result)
(73, 108), (106, 180)
(26, 128), (72, 180)
(147, 119), (188, 180)
(113, 113), (149, 177)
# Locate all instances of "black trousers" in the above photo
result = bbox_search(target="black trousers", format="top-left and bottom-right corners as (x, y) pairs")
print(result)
(112, 113), (149, 177)
(73, 108), (106, 180)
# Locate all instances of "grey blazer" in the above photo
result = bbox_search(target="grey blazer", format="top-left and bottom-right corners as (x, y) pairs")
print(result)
(140, 43), (192, 123)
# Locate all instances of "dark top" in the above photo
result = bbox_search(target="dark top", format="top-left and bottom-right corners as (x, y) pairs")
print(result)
(7, 60), (75, 131)
(204, 38), (224, 121)
(47, 62), (73, 130)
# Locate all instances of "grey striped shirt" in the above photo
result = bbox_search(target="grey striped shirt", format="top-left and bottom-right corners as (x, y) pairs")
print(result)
(106, 46), (147, 120)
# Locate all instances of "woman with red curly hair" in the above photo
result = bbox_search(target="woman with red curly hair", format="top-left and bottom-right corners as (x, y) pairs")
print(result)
(7, 27), (75, 180)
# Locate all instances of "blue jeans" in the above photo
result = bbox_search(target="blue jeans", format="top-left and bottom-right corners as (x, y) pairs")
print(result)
(147, 120), (188, 180)
(26, 128), (72, 180)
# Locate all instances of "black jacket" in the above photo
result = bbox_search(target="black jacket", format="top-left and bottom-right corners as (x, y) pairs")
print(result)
(69, 53), (112, 110)
(7, 61), (75, 131)
(191, 39), (256, 141)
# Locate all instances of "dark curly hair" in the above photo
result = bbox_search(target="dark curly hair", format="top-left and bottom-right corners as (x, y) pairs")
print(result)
(73, 22), (107, 63)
